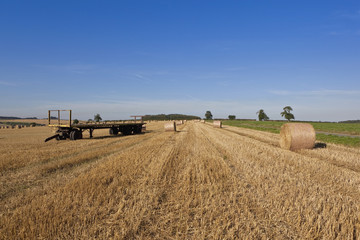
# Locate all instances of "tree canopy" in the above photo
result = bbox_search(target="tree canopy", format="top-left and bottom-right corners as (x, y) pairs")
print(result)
(228, 115), (236, 120)
(280, 106), (295, 121)
(256, 109), (269, 121)
(205, 111), (213, 120)
(94, 114), (102, 122)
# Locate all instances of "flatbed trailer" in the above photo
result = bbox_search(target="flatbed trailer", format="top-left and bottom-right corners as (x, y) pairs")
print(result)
(45, 110), (145, 142)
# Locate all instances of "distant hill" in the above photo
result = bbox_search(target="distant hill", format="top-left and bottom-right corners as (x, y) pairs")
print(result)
(0, 116), (38, 120)
(143, 114), (201, 121)
(339, 120), (360, 123)
(0, 116), (21, 120)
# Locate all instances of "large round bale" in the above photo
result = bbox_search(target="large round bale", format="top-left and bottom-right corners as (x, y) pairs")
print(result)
(279, 123), (316, 151)
(213, 120), (222, 128)
(164, 122), (176, 132)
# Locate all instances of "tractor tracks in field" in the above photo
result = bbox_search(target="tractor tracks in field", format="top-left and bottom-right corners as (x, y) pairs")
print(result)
(219, 125), (360, 175)
(196, 123), (360, 238)
(0, 128), (166, 210)
(198, 123), (360, 198)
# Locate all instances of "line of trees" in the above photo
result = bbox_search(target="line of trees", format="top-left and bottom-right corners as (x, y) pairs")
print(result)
(206, 106), (295, 121)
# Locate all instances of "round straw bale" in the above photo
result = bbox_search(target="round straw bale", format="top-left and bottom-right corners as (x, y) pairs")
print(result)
(16, 125), (21, 129)
(279, 123), (316, 151)
(201, 120), (205, 123)
(176, 120), (183, 126)
(164, 122), (176, 132)
(213, 120), (222, 128)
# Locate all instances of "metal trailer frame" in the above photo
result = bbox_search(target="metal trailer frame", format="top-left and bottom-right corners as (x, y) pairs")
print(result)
(45, 110), (145, 142)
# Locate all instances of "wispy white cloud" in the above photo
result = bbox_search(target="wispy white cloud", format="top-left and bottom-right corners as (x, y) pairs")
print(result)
(337, 10), (360, 19)
(225, 66), (247, 71)
(133, 73), (153, 83)
(32, 63), (98, 74)
(0, 81), (17, 87)
(269, 89), (360, 96)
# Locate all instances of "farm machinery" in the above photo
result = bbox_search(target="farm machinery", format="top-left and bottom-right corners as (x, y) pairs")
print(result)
(45, 110), (145, 142)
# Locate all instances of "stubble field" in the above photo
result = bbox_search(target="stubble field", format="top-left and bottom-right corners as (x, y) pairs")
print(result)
(0, 121), (359, 239)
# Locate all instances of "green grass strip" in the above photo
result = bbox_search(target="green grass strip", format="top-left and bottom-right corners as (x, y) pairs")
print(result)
(223, 120), (360, 148)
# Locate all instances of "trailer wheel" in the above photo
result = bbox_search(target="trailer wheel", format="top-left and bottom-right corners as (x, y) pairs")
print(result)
(109, 127), (119, 135)
(70, 130), (82, 140)
(122, 128), (131, 135)
(134, 126), (142, 134)
(70, 131), (76, 140)
(76, 130), (83, 139)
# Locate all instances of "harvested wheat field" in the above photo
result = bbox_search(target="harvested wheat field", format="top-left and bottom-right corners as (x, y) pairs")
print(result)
(1, 122), (360, 239)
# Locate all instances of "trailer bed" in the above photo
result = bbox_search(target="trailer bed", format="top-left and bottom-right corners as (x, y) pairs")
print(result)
(45, 110), (145, 142)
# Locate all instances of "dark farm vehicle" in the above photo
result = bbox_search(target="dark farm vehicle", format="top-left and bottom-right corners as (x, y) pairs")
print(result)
(45, 110), (145, 142)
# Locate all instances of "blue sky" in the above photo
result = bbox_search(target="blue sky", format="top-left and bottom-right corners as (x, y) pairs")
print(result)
(0, 0), (359, 121)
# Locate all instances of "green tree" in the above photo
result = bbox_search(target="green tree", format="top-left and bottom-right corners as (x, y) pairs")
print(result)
(94, 114), (102, 122)
(280, 106), (295, 121)
(73, 119), (79, 124)
(256, 109), (269, 121)
(228, 115), (236, 120)
(205, 111), (213, 120)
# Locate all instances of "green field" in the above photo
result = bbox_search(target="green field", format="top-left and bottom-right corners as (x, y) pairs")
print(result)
(223, 120), (360, 147)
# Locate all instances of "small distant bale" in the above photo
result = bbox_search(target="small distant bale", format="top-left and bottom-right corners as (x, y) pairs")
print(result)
(279, 123), (316, 151)
(213, 121), (222, 128)
(164, 122), (176, 132)
(15, 125), (21, 129)
(6, 126), (10, 129)
(176, 120), (183, 126)
(201, 120), (205, 123)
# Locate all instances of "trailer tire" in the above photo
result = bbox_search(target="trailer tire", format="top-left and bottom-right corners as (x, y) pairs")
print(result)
(70, 131), (76, 140)
(122, 128), (131, 135)
(70, 130), (82, 140)
(134, 125), (142, 134)
(109, 127), (119, 135)
(76, 130), (83, 139)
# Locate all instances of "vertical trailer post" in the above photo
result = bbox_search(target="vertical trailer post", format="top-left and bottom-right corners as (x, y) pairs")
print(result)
(69, 110), (72, 127)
